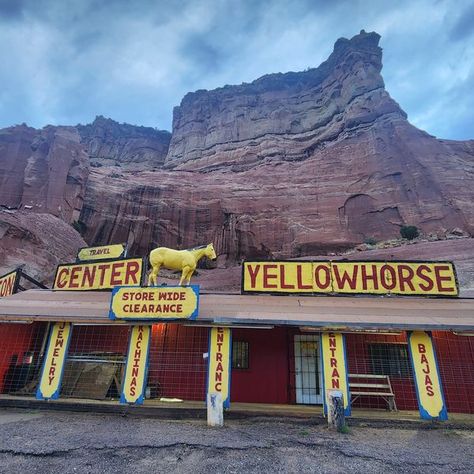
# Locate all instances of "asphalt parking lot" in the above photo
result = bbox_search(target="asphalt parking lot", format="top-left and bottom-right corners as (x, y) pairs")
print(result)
(0, 409), (473, 473)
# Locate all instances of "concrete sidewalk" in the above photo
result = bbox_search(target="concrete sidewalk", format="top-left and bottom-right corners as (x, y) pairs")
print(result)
(1, 395), (472, 429)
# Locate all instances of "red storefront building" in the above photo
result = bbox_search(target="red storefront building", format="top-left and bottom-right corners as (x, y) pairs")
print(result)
(0, 258), (473, 417)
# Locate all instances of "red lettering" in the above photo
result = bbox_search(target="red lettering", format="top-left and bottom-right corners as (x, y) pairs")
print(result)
(246, 264), (261, 289)
(215, 382), (222, 391)
(130, 386), (136, 396)
(97, 264), (109, 286)
(332, 265), (358, 290)
(361, 264), (379, 290)
(426, 386), (435, 396)
(55, 268), (69, 289)
(397, 265), (415, 291)
(69, 267), (80, 288)
(380, 265), (397, 290)
(216, 353), (223, 362)
(81, 266), (96, 288)
(331, 379), (340, 389)
(416, 265), (434, 291)
(125, 261), (140, 285)
(418, 344), (426, 353)
(434, 265), (455, 292)
(262, 264), (278, 289)
(314, 265), (331, 290)
(296, 264), (312, 290)
(331, 368), (340, 378)
(110, 262), (125, 285)
(425, 374), (433, 386)
(215, 372), (222, 382)
(216, 362), (223, 372)
(330, 357), (337, 368)
(420, 354), (429, 364)
(280, 265), (295, 289)
(217, 333), (224, 343)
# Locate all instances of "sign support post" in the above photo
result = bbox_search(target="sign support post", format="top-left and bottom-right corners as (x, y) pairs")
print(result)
(207, 327), (232, 419)
(321, 332), (351, 418)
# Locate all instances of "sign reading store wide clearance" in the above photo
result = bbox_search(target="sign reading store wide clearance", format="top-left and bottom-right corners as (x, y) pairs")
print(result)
(77, 243), (127, 262)
(0, 269), (19, 298)
(53, 258), (143, 290)
(242, 261), (458, 297)
(109, 285), (199, 321)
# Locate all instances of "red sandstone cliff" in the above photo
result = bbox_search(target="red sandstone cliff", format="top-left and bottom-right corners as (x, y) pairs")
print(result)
(0, 31), (473, 285)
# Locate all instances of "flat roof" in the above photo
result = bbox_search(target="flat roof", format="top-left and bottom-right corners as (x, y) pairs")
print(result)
(0, 289), (473, 331)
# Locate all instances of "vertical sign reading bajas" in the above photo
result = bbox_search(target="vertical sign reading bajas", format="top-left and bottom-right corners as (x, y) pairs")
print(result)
(121, 325), (151, 404)
(320, 332), (351, 417)
(207, 327), (232, 408)
(36, 322), (72, 400)
(408, 331), (448, 421)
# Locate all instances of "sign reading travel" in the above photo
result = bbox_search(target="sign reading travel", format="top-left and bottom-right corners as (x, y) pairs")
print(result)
(321, 332), (351, 417)
(53, 258), (143, 290)
(0, 269), (19, 298)
(207, 327), (232, 408)
(242, 261), (458, 296)
(408, 331), (448, 421)
(36, 322), (72, 400)
(77, 243), (127, 262)
(109, 285), (199, 321)
(121, 325), (151, 404)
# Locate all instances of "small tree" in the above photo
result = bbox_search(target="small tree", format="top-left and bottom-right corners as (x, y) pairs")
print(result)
(400, 225), (419, 240)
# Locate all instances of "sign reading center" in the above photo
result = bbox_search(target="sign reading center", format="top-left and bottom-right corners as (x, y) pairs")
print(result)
(109, 285), (199, 321)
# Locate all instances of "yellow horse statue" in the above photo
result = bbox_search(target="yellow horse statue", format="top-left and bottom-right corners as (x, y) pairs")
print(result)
(148, 243), (217, 286)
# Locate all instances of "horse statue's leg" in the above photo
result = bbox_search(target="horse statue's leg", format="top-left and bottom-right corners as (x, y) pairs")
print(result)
(179, 266), (194, 286)
(148, 264), (160, 287)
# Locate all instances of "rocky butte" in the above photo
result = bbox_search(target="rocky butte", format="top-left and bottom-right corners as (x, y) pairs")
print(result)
(0, 30), (473, 289)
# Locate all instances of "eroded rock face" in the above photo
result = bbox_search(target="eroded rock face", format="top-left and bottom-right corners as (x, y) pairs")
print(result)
(0, 210), (87, 286)
(0, 125), (89, 223)
(77, 116), (171, 168)
(1, 30), (474, 282)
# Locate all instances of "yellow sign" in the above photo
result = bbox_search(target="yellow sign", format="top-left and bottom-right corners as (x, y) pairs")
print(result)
(109, 285), (199, 321)
(121, 325), (151, 404)
(242, 261), (458, 296)
(0, 270), (19, 298)
(53, 258), (143, 290)
(321, 332), (351, 416)
(77, 243), (126, 262)
(207, 327), (232, 408)
(408, 331), (448, 420)
(36, 322), (72, 400)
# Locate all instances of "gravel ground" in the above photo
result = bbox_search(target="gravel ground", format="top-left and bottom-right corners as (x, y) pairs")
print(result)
(0, 409), (473, 473)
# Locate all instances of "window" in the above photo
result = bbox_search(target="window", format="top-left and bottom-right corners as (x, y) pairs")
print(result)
(369, 343), (411, 377)
(232, 341), (249, 369)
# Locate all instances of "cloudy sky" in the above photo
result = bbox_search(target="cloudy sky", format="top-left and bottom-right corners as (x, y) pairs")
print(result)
(1, 0), (473, 139)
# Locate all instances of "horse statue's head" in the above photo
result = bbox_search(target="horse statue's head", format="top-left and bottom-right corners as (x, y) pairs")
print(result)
(205, 243), (217, 260)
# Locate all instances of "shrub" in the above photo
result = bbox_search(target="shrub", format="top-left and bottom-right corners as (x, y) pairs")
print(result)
(400, 225), (419, 240)
(364, 237), (377, 246)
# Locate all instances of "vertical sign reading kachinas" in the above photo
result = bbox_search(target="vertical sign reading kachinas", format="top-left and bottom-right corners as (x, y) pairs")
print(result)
(121, 325), (151, 404)
(408, 331), (448, 421)
(320, 332), (351, 417)
(207, 327), (232, 408)
(36, 322), (72, 400)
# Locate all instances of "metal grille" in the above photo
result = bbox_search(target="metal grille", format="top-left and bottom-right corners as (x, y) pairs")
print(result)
(232, 341), (249, 369)
(146, 324), (208, 401)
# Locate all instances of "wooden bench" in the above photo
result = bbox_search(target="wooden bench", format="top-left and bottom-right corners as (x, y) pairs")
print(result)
(349, 374), (397, 411)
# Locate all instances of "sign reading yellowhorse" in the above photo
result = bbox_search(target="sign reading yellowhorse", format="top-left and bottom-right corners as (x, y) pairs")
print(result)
(408, 331), (448, 421)
(0, 269), (20, 298)
(36, 322), (72, 400)
(121, 325), (151, 404)
(320, 332), (351, 417)
(77, 243), (127, 262)
(109, 285), (199, 321)
(53, 258), (143, 290)
(207, 327), (232, 408)
(242, 261), (458, 297)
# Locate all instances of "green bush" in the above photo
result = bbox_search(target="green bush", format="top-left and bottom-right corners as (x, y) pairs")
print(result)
(364, 237), (377, 246)
(400, 225), (419, 240)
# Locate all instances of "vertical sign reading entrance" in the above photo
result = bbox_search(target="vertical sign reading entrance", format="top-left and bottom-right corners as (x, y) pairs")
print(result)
(121, 325), (151, 404)
(36, 322), (72, 400)
(408, 331), (448, 421)
(320, 332), (351, 417)
(207, 327), (232, 408)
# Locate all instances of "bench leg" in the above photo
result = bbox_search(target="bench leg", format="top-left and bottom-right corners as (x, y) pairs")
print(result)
(388, 397), (396, 411)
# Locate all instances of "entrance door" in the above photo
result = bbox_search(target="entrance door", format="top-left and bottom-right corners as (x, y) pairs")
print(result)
(294, 335), (323, 404)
